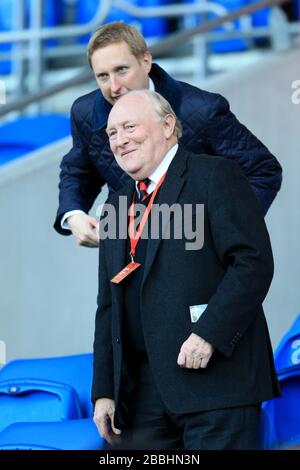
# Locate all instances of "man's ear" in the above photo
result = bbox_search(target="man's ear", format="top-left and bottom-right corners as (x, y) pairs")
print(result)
(163, 114), (176, 139)
(143, 51), (152, 74)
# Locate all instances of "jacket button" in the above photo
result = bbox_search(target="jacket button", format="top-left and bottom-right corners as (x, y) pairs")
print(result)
(116, 338), (120, 344)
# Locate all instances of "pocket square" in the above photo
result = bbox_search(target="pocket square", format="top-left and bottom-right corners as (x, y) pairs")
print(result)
(189, 304), (208, 323)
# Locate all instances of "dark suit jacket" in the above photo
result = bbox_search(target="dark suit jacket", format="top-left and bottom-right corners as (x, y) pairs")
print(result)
(92, 147), (280, 420)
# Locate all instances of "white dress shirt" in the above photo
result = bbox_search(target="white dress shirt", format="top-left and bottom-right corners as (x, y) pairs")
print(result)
(135, 144), (178, 198)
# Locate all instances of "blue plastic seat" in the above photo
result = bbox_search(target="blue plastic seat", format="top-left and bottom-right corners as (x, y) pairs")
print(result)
(260, 315), (300, 449)
(76, 0), (136, 43)
(0, 354), (106, 449)
(0, 353), (93, 419)
(137, 0), (171, 38)
(0, 114), (70, 165)
(183, 0), (248, 53)
(262, 365), (300, 449)
(250, 1), (270, 28)
(0, 418), (104, 450)
(0, 378), (82, 432)
(76, 0), (171, 43)
(210, 0), (249, 53)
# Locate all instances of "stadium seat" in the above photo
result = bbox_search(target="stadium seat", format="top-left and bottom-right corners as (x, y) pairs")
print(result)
(0, 354), (94, 421)
(0, 378), (82, 432)
(0, 353), (105, 449)
(76, 0), (135, 43)
(211, 0), (249, 53)
(138, 0), (171, 38)
(0, 114), (70, 165)
(262, 364), (300, 449)
(0, 418), (104, 450)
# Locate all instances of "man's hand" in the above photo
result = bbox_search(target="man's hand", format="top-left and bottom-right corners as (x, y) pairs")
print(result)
(93, 398), (122, 445)
(67, 213), (99, 247)
(177, 333), (214, 369)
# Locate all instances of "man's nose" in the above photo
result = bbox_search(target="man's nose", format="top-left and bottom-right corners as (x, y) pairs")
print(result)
(116, 130), (129, 146)
(110, 76), (121, 94)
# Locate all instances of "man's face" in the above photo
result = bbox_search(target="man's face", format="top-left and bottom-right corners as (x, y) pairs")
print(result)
(91, 42), (152, 105)
(107, 94), (175, 180)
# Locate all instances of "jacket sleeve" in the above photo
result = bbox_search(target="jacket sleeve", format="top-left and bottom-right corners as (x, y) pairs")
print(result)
(54, 101), (106, 235)
(191, 158), (274, 358)
(204, 94), (282, 216)
(92, 239), (114, 402)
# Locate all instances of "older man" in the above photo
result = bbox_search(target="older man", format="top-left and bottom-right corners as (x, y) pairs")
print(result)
(92, 90), (280, 450)
(54, 22), (282, 247)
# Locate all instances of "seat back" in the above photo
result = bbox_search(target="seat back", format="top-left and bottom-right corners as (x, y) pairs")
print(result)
(262, 364), (300, 449)
(0, 114), (70, 165)
(0, 354), (94, 420)
(0, 378), (82, 432)
(0, 418), (104, 450)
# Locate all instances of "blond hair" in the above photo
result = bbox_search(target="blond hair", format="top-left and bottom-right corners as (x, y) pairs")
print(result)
(87, 22), (148, 68)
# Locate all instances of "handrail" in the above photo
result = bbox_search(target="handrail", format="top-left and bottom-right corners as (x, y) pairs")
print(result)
(0, 0), (112, 43)
(114, 0), (231, 19)
(0, 1), (232, 43)
(0, 0), (290, 117)
(113, 0), (228, 18)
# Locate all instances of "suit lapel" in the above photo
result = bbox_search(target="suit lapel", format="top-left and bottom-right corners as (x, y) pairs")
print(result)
(142, 147), (188, 287)
(109, 180), (135, 278)
(103, 182), (133, 329)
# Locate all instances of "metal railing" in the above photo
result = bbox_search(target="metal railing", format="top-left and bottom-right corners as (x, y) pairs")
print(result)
(0, 0), (112, 43)
(0, 0), (294, 117)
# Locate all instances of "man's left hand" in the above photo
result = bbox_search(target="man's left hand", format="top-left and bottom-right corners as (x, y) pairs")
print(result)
(177, 333), (214, 369)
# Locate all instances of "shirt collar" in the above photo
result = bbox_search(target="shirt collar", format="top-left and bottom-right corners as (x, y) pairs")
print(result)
(149, 77), (155, 91)
(135, 143), (178, 195)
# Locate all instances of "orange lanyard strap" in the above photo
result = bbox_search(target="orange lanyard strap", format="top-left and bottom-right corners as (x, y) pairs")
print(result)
(129, 173), (166, 261)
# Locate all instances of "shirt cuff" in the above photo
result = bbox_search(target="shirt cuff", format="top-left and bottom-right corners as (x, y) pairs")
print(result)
(61, 210), (86, 230)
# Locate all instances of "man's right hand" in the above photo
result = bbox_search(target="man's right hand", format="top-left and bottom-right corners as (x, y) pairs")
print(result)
(67, 213), (99, 247)
(93, 398), (122, 445)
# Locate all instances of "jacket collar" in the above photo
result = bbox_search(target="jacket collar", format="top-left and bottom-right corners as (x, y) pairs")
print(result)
(92, 63), (182, 131)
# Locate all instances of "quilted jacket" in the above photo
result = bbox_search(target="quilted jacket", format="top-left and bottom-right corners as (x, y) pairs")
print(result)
(54, 63), (282, 234)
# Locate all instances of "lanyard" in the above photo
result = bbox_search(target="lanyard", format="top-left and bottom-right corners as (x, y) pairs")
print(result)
(128, 173), (166, 261)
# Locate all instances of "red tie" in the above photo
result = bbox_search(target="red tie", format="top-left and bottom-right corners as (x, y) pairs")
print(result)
(137, 178), (150, 202)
